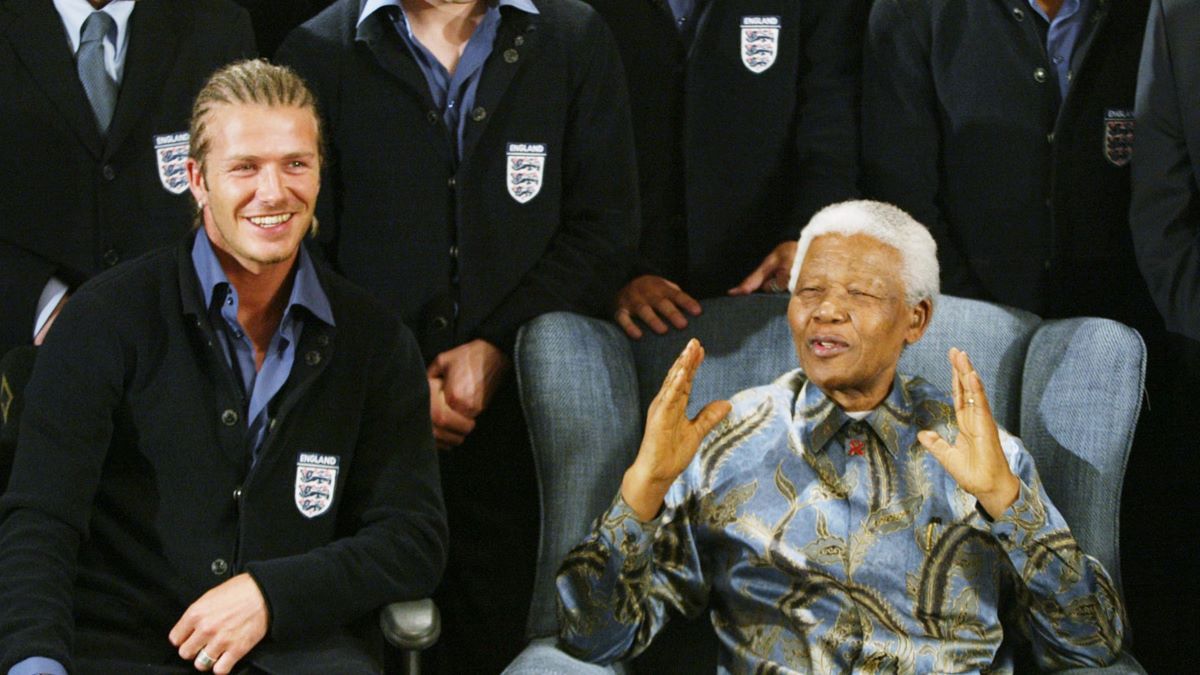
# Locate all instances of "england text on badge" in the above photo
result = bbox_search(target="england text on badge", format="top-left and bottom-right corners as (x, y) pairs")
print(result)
(154, 132), (190, 195)
(294, 452), (339, 518)
(506, 142), (546, 204)
(741, 16), (781, 74)
(1103, 108), (1134, 167)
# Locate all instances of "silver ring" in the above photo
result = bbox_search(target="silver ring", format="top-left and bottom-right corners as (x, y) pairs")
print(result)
(966, 397), (976, 407)
(766, 279), (783, 293)
(197, 649), (216, 669)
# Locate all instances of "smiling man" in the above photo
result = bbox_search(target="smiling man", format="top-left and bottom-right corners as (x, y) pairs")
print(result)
(557, 200), (1125, 672)
(0, 60), (446, 675)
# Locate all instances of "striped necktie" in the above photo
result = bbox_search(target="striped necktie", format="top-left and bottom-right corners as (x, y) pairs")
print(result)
(77, 11), (117, 136)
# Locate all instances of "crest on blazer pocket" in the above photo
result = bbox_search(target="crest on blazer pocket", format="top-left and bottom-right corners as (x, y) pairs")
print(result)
(295, 452), (339, 518)
(506, 143), (546, 204)
(1103, 109), (1134, 167)
(741, 16), (781, 74)
(154, 132), (190, 195)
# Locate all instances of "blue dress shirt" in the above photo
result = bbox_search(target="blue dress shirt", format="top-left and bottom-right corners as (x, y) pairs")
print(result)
(356, 0), (539, 162)
(1028, 0), (1093, 100)
(191, 232), (334, 459)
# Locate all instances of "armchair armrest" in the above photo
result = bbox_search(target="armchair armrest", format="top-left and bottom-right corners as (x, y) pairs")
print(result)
(380, 598), (440, 674)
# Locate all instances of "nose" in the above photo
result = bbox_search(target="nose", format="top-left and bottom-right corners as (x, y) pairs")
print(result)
(256, 165), (286, 206)
(813, 290), (848, 323)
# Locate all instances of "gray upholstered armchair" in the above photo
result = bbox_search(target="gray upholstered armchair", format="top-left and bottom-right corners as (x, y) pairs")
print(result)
(507, 294), (1146, 674)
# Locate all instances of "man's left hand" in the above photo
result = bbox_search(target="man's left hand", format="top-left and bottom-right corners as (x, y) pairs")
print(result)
(427, 339), (511, 423)
(728, 241), (797, 296)
(169, 573), (269, 674)
(917, 348), (1020, 520)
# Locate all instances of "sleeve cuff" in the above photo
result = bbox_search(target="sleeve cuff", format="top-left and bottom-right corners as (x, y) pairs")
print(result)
(33, 277), (69, 339)
(988, 480), (1050, 551)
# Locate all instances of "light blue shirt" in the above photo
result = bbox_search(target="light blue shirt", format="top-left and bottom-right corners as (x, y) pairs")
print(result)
(1028, 0), (1093, 100)
(191, 232), (334, 460)
(559, 370), (1125, 671)
(356, 0), (539, 162)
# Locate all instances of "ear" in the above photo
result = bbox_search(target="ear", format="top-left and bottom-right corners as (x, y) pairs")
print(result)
(904, 297), (933, 345)
(186, 157), (207, 209)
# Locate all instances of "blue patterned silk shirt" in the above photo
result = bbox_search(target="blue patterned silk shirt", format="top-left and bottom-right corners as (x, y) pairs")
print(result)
(557, 370), (1124, 673)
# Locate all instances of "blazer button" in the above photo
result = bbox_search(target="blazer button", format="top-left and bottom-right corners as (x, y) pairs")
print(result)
(447, 176), (457, 189)
(1046, 132), (1055, 144)
(449, 245), (458, 259)
(430, 316), (449, 331)
(1033, 67), (1047, 83)
(101, 164), (116, 181)
(503, 48), (519, 64)
(305, 350), (321, 366)
(471, 106), (487, 122)
(513, 35), (525, 47)
(316, 334), (330, 347)
(1011, 6), (1025, 21)
(232, 486), (243, 501)
(427, 110), (439, 125)
(221, 409), (239, 426)
(211, 558), (228, 576)
(102, 249), (120, 267)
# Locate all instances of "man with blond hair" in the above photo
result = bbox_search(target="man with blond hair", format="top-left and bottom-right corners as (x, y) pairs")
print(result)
(558, 201), (1125, 672)
(0, 60), (446, 675)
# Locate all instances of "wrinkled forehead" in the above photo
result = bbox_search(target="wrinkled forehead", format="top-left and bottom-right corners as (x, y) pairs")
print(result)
(800, 234), (904, 286)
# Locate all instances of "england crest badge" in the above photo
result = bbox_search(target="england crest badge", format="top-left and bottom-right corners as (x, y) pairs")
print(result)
(294, 453), (339, 519)
(154, 132), (190, 195)
(506, 143), (546, 204)
(741, 16), (781, 74)
(1103, 109), (1135, 167)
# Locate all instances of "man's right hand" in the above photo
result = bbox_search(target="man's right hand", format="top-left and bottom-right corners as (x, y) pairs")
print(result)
(614, 275), (703, 339)
(621, 339), (731, 521)
(428, 376), (477, 450)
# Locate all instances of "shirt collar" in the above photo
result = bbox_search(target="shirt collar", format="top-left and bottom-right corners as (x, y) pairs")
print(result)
(52, 0), (135, 55)
(190, 231), (335, 328)
(357, 0), (539, 30)
(795, 372), (915, 457)
(1026, 0), (1086, 25)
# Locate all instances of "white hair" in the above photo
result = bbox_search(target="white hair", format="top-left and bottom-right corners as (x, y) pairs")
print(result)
(787, 200), (940, 306)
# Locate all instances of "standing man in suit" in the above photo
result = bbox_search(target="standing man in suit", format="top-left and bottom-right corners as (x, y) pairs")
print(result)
(276, 0), (638, 670)
(0, 0), (255, 353)
(585, 0), (865, 340)
(1129, 0), (1200, 667)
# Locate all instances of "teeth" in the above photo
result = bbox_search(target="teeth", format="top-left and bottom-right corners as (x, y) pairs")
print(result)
(248, 214), (289, 227)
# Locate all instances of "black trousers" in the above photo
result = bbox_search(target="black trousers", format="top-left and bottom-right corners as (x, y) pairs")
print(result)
(432, 375), (539, 674)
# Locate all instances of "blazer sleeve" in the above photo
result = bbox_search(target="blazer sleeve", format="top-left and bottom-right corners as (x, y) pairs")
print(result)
(787, 0), (867, 238)
(0, 290), (127, 672)
(1130, 0), (1200, 341)
(473, 12), (639, 351)
(244, 321), (448, 643)
(861, 0), (985, 298)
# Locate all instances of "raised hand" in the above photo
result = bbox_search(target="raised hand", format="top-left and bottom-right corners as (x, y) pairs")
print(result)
(917, 348), (1020, 519)
(621, 339), (732, 521)
(614, 274), (703, 339)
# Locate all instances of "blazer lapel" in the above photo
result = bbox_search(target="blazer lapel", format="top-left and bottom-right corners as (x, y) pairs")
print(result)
(356, 9), (438, 112)
(4, 0), (103, 157)
(105, 0), (183, 159)
(460, 8), (536, 166)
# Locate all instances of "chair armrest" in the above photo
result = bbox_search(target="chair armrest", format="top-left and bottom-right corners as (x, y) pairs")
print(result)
(380, 598), (440, 650)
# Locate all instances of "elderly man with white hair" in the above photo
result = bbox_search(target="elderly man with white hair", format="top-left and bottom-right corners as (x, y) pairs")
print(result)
(556, 200), (1125, 672)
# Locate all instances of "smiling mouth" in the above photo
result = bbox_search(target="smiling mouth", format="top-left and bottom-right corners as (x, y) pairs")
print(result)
(245, 213), (293, 229)
(808, 336), (850, 357)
